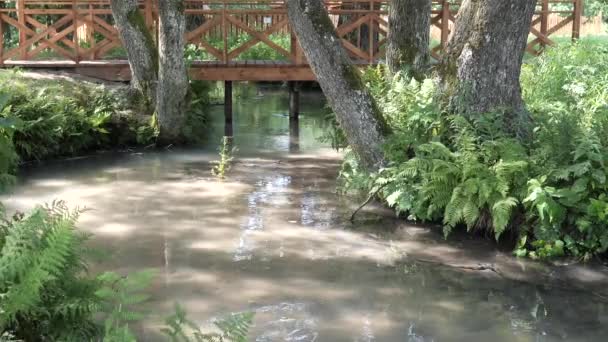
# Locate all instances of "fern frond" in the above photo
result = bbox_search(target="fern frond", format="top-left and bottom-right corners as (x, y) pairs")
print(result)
(215, 312), (254, 342)
(492, 197), (518, 239)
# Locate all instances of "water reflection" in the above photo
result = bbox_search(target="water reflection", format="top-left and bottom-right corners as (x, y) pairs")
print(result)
(289, 116), (300, 153)
(2, 84), (608, 341)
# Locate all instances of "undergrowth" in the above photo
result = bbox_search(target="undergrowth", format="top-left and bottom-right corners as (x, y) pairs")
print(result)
(0, 201), (254, 341)
(340, 40), (608, 260)
(0, 69), (213, 190)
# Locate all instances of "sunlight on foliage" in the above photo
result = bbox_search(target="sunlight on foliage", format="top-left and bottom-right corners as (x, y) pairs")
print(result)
(341, 40), (608, 259)
(212, 136), (236, 179)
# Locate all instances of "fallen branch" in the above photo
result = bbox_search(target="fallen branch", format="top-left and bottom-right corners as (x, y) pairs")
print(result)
(350, 183), (389, 223)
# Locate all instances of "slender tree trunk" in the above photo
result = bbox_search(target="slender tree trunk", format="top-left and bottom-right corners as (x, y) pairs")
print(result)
(110, 0), (158, 107)
(440, 0), (536, 140)
(287, 0), (390, 169)
(386, 0), (431, 78)
(156, 0), (189, 145)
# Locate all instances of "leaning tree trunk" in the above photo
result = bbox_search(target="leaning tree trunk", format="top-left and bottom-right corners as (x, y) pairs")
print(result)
(110, 0), (158, 108)
(287, 0), (390, 169)
(156, 0), (189, 145)
(386, 0), (431, 78)
(440, 0), (536, 140)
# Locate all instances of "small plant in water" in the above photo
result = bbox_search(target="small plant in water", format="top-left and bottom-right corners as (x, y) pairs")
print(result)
(162, 303), (254, 342)
(212, 136), (235, 179)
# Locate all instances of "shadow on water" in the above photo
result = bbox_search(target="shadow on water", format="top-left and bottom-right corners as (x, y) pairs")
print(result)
(3, 83), (608, 341)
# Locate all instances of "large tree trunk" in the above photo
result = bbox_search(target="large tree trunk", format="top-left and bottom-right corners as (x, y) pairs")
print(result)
(440, 0), (536, 140)
(156, 0), (189, 144)
(386, 0), (431, 77)
(286, 0), (390, 170)
(110, 0), (158, 107)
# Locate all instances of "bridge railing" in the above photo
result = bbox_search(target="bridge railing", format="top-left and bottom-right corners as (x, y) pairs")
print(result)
(0, 0), (583, 65)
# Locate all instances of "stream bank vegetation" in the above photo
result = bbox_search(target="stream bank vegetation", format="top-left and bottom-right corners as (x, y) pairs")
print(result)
(340, 40), (608, 260)
(0, 201), (253, 341)
(0, 69), (212, 191)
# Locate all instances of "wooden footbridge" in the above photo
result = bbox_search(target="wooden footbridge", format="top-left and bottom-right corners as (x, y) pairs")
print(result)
(0, 0), (583, 81)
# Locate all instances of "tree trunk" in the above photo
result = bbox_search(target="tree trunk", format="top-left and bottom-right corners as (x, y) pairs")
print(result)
(440, 0), (536, 140)
(110, 0), (158, 107)
(156, 0), (189, 145)
(287, 0), (390, 169)
(386, 0), (431, 78)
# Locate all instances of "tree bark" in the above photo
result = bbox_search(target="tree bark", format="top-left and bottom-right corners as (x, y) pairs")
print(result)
(110, 0), (158, 107)
(287, 0), (390, 170)
(156, 0), (189, 144)
(386, 0), (431, 78)
(440, 0), (536, 140)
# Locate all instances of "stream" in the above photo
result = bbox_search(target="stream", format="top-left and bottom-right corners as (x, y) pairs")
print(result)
(2, 84), (608, 341)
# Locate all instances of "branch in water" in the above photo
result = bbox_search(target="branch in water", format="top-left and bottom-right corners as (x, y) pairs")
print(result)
(350, 183), (389, 223)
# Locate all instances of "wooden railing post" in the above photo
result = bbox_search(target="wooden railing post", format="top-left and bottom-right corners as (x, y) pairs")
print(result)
(144, 0), (154, 34)
(368, 0), (374, 63)
(440, 0), (450, 51)
(17, 0), (26, 59)
(540, 0), (549, 49)
(572, 0), (583, 40)
(0, 9), (4, 66)
(73, 0), (80, 63)
(222, 0), (228, 63)
(88, 2), (95, 60)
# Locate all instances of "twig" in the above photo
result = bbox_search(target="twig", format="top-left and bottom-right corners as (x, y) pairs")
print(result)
(350, 183), (389, 223)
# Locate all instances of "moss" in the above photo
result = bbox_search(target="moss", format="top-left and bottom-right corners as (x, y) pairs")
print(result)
(127, 8), (159, 73)
(303, 0), (339, 37)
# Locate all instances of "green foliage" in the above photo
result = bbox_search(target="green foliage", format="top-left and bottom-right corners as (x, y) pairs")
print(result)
(0, 75), (117, 161)
(342, 40), (608, 259)
(97, 270), (156, 341)
(318, 111), (348, 151)
(0, 202), (254, 341)
(212, 137), (236, 179)
(0, 201), (101, 341)
(162, 304), (254, 342)
(0, 93), (19, 192)
(183, 80), (212, 144)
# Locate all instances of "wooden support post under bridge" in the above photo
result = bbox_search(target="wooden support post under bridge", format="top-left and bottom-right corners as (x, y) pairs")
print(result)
(224, 80), (233, 137)
(288, 81), (299, 119)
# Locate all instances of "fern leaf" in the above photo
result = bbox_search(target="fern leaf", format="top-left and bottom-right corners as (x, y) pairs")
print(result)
(491, 197), (518, 239)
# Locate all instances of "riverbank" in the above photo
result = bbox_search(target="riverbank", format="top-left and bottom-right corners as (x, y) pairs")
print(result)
(3, 84), (608, 340)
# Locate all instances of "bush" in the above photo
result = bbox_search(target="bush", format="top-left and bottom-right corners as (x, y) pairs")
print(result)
(0, 202), (254, 341)
(0, 201), (104, 340)
(0, 93), (18, 191)
(0, 71), (129, 162)
(341, 40), (608, 260)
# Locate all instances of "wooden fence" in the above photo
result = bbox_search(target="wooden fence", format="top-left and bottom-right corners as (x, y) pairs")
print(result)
(0, 0), (584, 65)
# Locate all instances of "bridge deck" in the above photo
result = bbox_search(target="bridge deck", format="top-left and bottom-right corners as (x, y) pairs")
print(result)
(1, 59), (369, 81)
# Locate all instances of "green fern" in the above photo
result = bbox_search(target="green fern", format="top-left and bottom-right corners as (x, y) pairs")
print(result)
(0, 201), (102, 340)
(96, 269), (156, 340)
(162, 304), (254, 342)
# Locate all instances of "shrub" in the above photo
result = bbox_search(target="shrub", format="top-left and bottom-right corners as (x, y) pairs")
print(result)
(0, 93), (18, 192)
(0, 202), (254, 341)
(341, 40), (608, 259)
(0, 201), (102, 340)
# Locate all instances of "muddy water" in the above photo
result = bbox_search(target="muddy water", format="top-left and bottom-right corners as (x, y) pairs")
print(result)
(3, 85), (608, 341)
